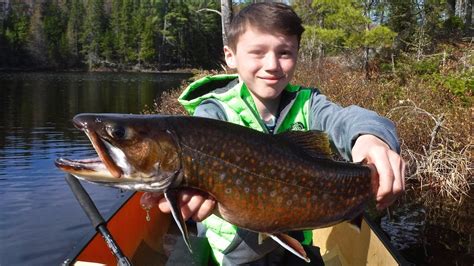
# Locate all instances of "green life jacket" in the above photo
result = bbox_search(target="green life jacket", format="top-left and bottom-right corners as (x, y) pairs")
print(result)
(178, 74), (315, 264)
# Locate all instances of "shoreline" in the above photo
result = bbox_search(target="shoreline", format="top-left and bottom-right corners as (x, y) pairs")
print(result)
(0, 66), (201, 74)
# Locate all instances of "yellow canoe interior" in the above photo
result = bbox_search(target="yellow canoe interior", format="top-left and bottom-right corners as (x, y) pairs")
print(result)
(312, 220), (399, 266)
(67, 192), (405, 266)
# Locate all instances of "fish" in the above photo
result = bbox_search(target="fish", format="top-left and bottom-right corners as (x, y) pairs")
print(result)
(55, 113), (377, 262)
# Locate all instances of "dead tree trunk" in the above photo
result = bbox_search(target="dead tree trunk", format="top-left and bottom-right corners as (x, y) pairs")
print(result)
(465, 0), (472, 36)
(221, 0), (233, 46)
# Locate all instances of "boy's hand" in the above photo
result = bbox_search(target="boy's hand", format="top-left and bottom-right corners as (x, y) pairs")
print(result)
(351, 134), (406, 210)
(158, 188), (216, 222)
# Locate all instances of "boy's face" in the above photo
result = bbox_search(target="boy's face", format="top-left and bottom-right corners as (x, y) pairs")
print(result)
(224, 26), (298, 101)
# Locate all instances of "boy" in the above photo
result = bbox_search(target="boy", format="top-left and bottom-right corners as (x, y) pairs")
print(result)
(160, 2), (405, 265)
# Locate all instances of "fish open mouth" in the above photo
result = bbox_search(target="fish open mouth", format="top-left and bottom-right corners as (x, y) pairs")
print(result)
(84, 129), (123, 178)
(55, 157), (115, 180)
(55, 128), (124, 181)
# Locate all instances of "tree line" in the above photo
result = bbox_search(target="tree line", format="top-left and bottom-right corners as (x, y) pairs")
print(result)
(0, 0), (223, 70)
(0, 0), (471, 71)
(294, 0), (471, 70)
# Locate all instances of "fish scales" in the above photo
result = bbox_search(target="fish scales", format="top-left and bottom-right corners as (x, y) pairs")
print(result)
(164, 116), (373, 233)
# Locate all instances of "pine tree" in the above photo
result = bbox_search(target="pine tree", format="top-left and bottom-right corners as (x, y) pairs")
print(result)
(43, 1), (67, 66)
(116, 0), (135, 64)
(27, 2), (48, 66)
(66, 0), (84, 67)
(296, 0), (396, 63)
(138, 0), (159, 65)
(81, 0), (106, 69)
(3, 1), (30, 51)
(387, 0), (417, 51)
(1, 1), (30, 66)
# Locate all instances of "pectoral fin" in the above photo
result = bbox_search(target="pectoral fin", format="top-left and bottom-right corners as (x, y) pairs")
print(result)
(164, 189), (193, 253)
(269, 233), (310, 263)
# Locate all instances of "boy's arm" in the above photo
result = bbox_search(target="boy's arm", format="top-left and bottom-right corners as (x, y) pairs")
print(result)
(309, 91), (405, 209)
(193, 100), (228, 121)
(308, 92), (399, 160)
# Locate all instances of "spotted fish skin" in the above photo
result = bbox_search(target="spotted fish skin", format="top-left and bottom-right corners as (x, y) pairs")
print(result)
(56, 114), (374, 234)
(169, 117), (373, 233)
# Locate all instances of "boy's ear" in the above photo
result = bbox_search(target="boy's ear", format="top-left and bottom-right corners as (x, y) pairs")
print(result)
(223, 46), (237, 69)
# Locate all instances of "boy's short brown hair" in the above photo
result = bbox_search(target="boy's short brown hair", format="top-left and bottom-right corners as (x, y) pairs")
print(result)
(226, 2), (305, 51)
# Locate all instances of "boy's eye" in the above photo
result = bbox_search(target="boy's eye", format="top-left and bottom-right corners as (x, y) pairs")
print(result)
(280, 50), (293, 58)
(249, 50), (263, 56)
(248, 52), (265, 59)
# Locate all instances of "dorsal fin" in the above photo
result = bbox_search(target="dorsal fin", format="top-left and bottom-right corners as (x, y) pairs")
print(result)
(276, 130), (332, 159)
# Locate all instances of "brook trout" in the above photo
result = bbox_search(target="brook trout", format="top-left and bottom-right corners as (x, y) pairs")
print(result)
(55, 113), (376, 262)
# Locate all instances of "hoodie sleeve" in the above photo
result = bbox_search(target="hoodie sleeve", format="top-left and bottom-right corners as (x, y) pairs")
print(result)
(193, 99), (228, 121)
(308, 90), (400, 161)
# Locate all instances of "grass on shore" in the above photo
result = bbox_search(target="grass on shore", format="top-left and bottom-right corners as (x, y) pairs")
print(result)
(294, 50), (472, 207)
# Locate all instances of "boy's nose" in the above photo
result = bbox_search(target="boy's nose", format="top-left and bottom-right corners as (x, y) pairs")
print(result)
(263, 53), (281, 71)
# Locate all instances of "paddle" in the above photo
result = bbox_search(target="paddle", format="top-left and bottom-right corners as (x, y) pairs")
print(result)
(65, 174), (132, 266)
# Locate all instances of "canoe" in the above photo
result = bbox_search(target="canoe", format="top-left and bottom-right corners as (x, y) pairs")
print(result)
(63, 191), (410, 266)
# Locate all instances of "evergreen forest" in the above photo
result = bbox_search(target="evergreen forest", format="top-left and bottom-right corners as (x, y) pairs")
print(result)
(0, 0), (471, 71)
(0, 0), (224, 70)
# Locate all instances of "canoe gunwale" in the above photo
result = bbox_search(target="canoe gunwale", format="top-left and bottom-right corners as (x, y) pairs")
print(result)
(362, 213), (413, 265)
(62, 189), (135, 265)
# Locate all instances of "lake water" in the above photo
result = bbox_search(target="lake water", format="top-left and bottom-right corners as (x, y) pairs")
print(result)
(0, 72), (192, 265)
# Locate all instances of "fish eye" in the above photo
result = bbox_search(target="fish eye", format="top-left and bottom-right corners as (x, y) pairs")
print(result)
(105, 124), (132, 140)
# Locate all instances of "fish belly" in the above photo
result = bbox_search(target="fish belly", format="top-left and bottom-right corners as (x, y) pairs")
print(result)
(181, 146), (372, 233)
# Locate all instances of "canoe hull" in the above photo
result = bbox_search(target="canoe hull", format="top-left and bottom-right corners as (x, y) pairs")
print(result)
(63, 192), (409, 266)
(63, 192), (171, 265)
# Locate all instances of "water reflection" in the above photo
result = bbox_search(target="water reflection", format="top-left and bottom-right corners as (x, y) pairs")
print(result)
(0, 72), (191, 265)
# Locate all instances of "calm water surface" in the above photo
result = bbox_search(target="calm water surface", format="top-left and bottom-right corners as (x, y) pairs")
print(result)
(0, 72), (192, 265)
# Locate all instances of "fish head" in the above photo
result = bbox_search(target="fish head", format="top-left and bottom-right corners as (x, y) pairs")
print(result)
(55, 113), (181, 191)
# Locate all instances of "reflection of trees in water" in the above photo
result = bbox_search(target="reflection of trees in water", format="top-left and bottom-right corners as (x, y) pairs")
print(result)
(0, 72), (192, 148)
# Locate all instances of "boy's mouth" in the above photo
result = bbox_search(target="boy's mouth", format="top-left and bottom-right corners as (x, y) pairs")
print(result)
(259, 75), (283, 80)
(259, 76), (285, 85)
(259, 76), (285, 84)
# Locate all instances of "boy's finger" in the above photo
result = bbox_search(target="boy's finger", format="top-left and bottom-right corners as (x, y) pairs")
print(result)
(158, 197), (171, 213)
(180, 193), (206, 220)
(389, 152), (405, 197)
(178, 188), (201, 204)
(157, 189), (207, 216)
(192, 198), (216, 222)
(372, 151), (395, 203)
(376, 153), (405, 210)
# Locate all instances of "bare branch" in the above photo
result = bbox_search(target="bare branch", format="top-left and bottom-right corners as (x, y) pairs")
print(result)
(196, 8), (221, 16)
